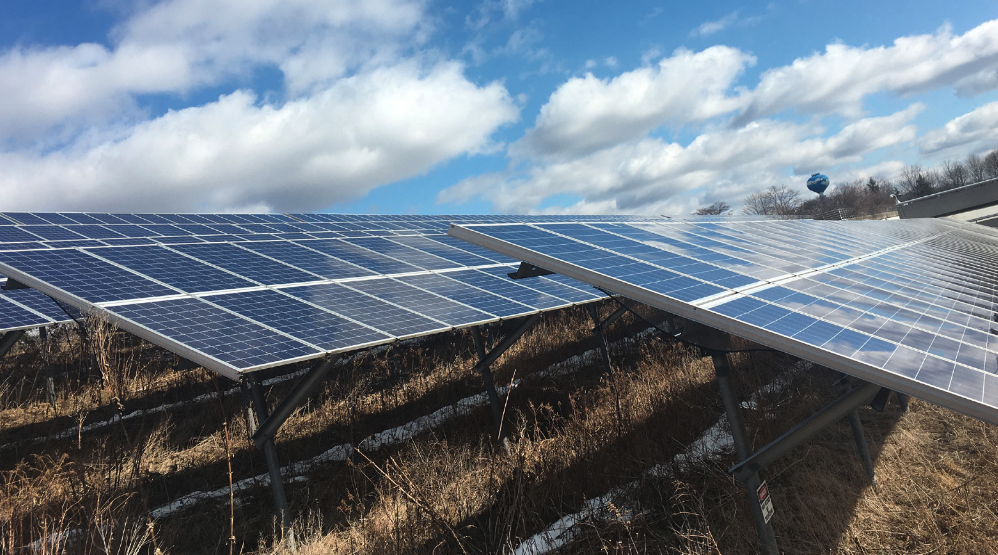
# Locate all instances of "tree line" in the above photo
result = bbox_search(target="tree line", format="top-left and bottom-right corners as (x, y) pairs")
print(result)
(694, 148), (998, 218)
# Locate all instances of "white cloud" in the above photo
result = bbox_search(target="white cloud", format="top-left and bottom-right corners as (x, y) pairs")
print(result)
(440, 106), (921, 214)
(690, 12), (739, 38)
(918, 100), (998, 156)
(734, 20), (998, 124)
(0, 62), (518, 212)
(516, 46), (756, 158)
(0, 0), (427, 141)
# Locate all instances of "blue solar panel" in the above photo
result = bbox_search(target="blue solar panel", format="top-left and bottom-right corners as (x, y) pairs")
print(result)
(388, 235), (497, 267)
(0, 213), (632, 374)
(109, 297), (321, 373)
(445, 269), (570, 311)
(0, 249), (177, 303)
(169, 243), (320, 285)
(240, 241), (375, 280)
(22, 225), (86, 241)
(345, 278), (494, 327)
(282, 283), (449, 339)
(4, 288), (78, 321)
(298, 239), (422, 275)
(69, 225), (125, 240)
(91, 246), (255, 293)
(0, 226), (43, 242)
(0, 296), (52, 329)
(397, 273), (536, 319)
(476, 266), (603, 303)
(206, 289), (391, 352)
(342, 237), (455, 270)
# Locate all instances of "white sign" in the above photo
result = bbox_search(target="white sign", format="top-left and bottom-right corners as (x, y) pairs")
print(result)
(757, 481), (775, 524)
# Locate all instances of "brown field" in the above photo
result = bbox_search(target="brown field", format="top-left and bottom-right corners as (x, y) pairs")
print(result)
(1, 302), (996, 554)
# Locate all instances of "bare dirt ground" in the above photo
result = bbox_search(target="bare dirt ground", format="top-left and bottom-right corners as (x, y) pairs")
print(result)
(1, 302), (996, 555)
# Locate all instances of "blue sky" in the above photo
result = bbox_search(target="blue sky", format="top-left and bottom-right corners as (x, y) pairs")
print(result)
(2, 1), (998, 215)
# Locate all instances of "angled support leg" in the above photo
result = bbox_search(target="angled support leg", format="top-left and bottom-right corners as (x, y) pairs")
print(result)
(835, 375), (876, 484)
(0, 329), (25, 359)
(711, 352), (780, 555)
(471, 314), (541, 442)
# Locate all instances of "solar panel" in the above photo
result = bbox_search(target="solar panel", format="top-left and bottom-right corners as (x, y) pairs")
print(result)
(0, 213), (667, 376)
(449, 218), (998, 425)
(205, 289), (391, 353)
(108, 297), (322, 376)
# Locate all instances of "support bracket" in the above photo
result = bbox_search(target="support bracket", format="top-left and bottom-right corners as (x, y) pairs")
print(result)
(728, 381), (882, 483)
(507, 261), (553, 280)
(472, 314), (541, 441)
(252, 355), (341, 447)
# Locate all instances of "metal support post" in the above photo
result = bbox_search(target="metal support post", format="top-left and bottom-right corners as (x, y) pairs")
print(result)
(245, 374), (296, 551)
(711, 352), (779, 555)
(729, 381), (882, 482)
(586, 304), (616, 380)
(895, 391), (910, 412)
(471, 327), (508, 441)
(0, 329), (25, 358)
(40, 327), (56, 410)
(471, 314), (540, 443)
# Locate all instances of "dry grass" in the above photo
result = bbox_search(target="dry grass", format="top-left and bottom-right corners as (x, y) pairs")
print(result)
(0, 304), (996, 555)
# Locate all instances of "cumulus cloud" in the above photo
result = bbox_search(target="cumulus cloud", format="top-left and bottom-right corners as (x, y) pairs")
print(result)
(0, 62), (518, 212)
(734, 20), (998, 124)
(918, 100), (998, 156)
(440, 106), (922, 214)
(516, 46), (756, 158)
(0, 0), (427, 141)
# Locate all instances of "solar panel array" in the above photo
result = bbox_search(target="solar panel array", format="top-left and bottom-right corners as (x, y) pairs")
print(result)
(0, 213), (655, 379)
(449, 218), (998, 425)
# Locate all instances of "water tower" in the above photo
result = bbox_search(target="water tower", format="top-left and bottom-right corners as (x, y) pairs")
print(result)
(807, 172), (829, 197)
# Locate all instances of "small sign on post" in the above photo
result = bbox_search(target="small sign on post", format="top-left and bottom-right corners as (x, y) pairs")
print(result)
(757, 481), (775, 523)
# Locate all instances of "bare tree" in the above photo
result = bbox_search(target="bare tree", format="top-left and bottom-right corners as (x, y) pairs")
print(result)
(693, 201), (731, 215)
(896, 164), (923, 197)
(940, 160), (969, 191)
(966, 153), (987, 183)
(742, 184), (801, 216)
(984, 150), (998, 179)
